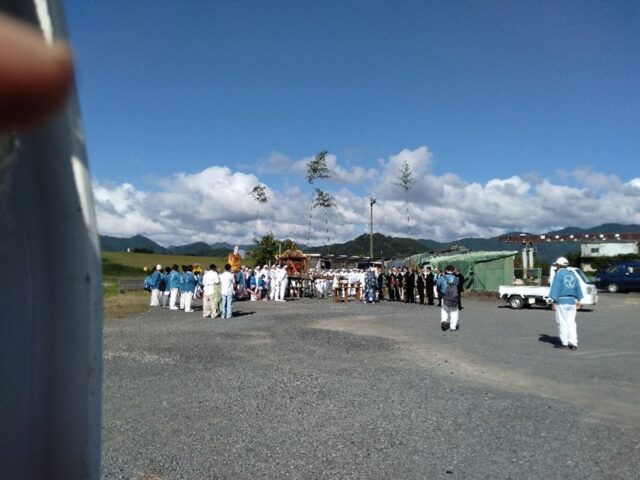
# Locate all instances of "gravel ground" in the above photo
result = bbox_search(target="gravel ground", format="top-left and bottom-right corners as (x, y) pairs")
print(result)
(102, 292), (640, 479)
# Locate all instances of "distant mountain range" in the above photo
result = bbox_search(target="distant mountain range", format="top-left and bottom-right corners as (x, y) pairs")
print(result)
(99, 223), (640, 263)
(99, 235), (254, 257)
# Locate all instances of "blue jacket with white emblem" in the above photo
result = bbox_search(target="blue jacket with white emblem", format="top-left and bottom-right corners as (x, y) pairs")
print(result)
(549, 268), (584, 305)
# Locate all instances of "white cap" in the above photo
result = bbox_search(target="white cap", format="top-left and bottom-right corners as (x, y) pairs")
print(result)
(156, 264), (162, 270)
(555, 257), (569, 266)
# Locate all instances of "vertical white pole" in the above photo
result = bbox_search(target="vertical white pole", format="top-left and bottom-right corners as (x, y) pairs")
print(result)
(0, 2), (102, 478)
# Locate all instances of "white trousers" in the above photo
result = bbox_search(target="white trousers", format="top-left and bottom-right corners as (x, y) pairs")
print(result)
(270, 282), (279, 300)
(183, 291), (194, 312)
(441, 303), (459, 330)
(169, 288), (179, 309)
(555, 303), (578, 346)
(212, 286), (221, 317)
(162, 291), (170, 307)
(202, 294), (214, 317)
(179, 291), (186, 310)
(279, 279), (288, 301)
(150, 289), (160, 306)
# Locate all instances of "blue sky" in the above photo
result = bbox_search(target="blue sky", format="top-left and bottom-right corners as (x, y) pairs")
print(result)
(64, 1), (640, 246)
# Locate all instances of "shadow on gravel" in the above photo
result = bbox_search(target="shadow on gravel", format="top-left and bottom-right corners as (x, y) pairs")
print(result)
(538, 334), (562, 347)
(233, 311), (255, 317)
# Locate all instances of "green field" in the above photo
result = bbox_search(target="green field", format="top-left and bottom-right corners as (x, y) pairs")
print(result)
(102, 251), (229, 275)
(102, 251), (228, 318)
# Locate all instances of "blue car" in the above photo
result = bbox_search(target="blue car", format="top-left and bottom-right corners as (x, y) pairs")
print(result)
(595, 261), (640, 293)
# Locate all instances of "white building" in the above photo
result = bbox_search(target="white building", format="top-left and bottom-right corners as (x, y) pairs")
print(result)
(581, 242), (638, 271)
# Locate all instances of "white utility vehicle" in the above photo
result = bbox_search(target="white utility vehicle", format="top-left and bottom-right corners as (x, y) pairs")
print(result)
(499, 267), (598, 309)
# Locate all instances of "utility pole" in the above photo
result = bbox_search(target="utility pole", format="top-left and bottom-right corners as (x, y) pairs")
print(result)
(369, 197), (376, 260)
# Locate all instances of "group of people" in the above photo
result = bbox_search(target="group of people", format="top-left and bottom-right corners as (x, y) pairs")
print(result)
(368, 264), (464, 332)
(146, 255), (584, 348)
(378, 265), (465, 308)
(319, 264), (465, 332)
(233, 264), (290, 302)
(146, 262), (290, 319)
(326, 265), (465, 307)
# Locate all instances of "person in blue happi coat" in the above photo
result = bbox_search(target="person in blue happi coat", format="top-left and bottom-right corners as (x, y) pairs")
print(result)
(549, 257), (584, 350)
(182, 265), (198, 313)
(168, 264), (181, 310)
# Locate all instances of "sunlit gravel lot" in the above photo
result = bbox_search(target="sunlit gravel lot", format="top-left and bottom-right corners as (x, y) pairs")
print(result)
(102, 292), (640, 479)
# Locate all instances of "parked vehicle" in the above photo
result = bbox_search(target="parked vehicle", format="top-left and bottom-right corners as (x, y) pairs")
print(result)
(594, 261), (640, 293)
(499, 267), (598, 309)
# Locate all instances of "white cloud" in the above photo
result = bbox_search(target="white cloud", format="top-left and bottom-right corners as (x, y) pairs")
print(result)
(376, 146), (435, 201)
(570, 168), (622, 191)
(323, 154), (377, 184)
(259, 151), (306, 176)
(259, 151), (378, 185)
(92, 147), (640, 247)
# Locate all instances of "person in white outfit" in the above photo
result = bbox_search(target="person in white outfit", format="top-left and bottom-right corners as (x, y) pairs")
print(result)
(269, 266), (278, 301)
(219, 263), (235, 319)
(202, 264), (220, 318)
(277, 264), (288, 301)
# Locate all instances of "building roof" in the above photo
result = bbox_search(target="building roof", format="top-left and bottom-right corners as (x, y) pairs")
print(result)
(391, 250), (518, 268)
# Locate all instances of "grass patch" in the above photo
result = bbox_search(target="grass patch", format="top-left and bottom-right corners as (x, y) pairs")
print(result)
(103, 290), (149, 319)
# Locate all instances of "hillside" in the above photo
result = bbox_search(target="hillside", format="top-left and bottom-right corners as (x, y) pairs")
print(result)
(99, 235), (251, 256)
(100, 223), (639, 263)
(100, 234), (167, 253)
(167, 242), (232, 257)
(306, 233), (434, 258)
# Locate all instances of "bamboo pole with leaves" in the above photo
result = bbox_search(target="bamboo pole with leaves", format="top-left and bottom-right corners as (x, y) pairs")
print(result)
(306, 150), (330, 247)
(393, 159), (416, 237)
(313, 188), (336, 247)
(250, 184), (269, 241)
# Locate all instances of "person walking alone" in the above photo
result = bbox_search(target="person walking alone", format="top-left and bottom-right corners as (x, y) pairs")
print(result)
(437, 265), (460, 332)
(549, 257), (583, 350)
(219, 263), (235, 319)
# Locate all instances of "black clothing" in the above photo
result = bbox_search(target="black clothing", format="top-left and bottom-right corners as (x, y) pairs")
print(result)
(425, 271), (435, 305)
(416, 273), (425, 304)
(456, 272), (465, 309)
(405, 272), (415, 303)
(387, 274), (396, 301)
(395, 272), (403, 302)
